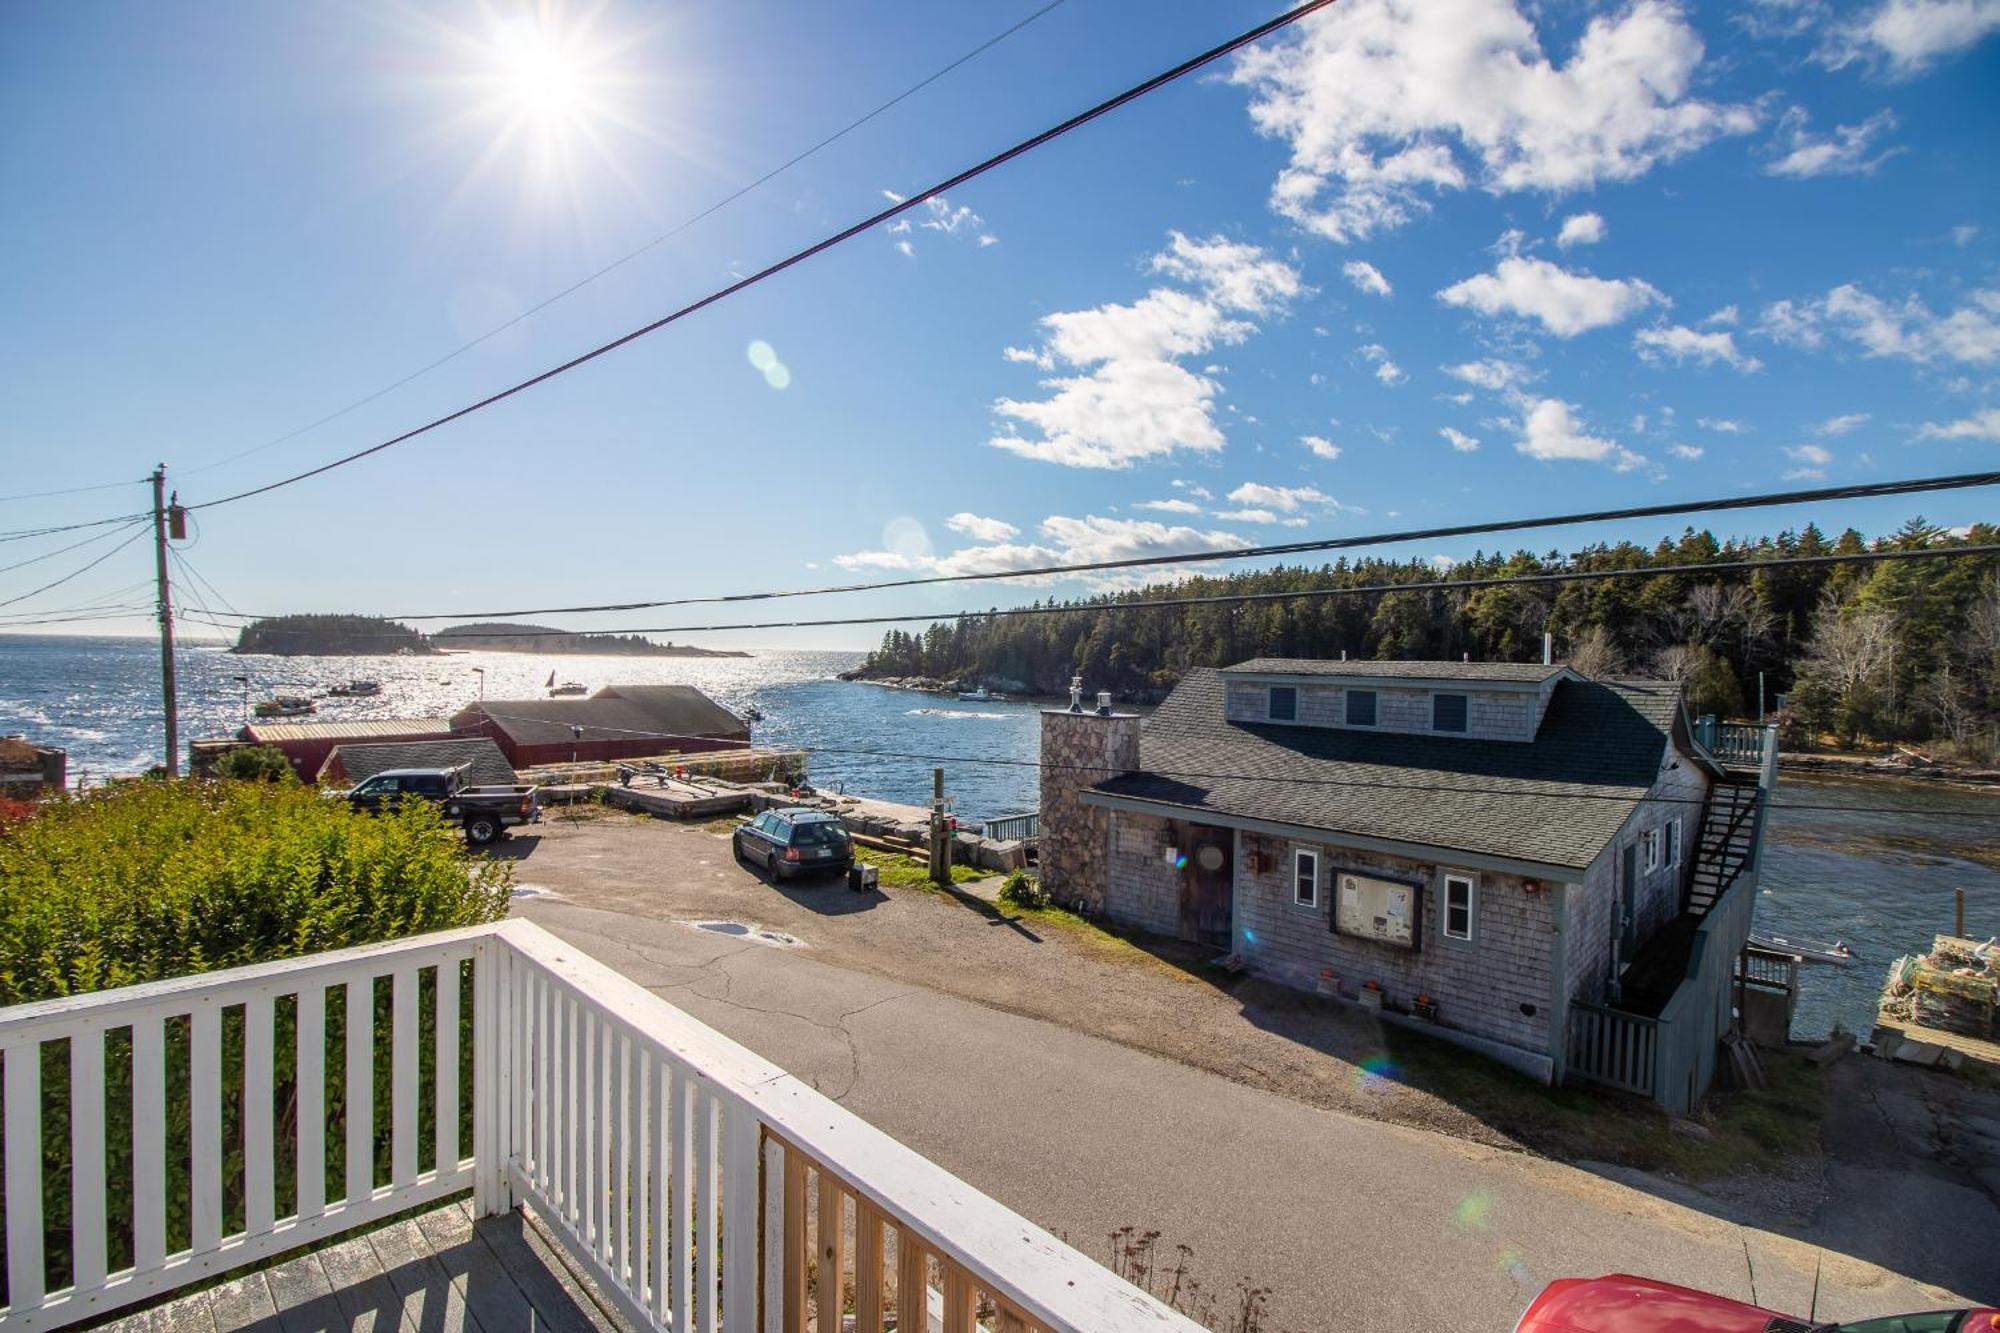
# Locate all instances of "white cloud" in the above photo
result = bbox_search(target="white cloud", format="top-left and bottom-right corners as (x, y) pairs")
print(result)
(1443, 357), (1531, 391)
(1342, 260), (1394, 297)
(1515, 398), (1645, 469)
(944, 512), (1019, 542)
(1822, 0), (2000, 75)
(1786, 443), (1834, 465)
(1301, 434), (1343, 459)
(1765, 107), (1900, 177)
(1228, 0), (1755, 242)
(1171, 481), (1215, 499)
(832, 513), (1248, 588)
(1634, 323), (1764, 372)
(1815, 412), (1871, 436)
(895, 239), (915, 259)
(1954, 223), (1981, 246)
(1917, 407), (2000, 440)
(991, 237), (1301, 469)
(1557, 212), (1607, 248)
(1213, 508), (1282, 523)
(1002, 345), (1053, 370)
(1440, 426), (1481, 452)
(1150, 231), (1305, 316)
(1669, 443), (1705, 459)
(1226, 482), (1336, 513)
(885, 192), (999, 255)
(1698, 416), (1746, 433)
(1438, 256), (1667, 337)
(1358, 343), (1407, 385)
(1757, 284), (2000, 365)
(1703, 304), (1740, 327)
(1135, 498), (1205, 514)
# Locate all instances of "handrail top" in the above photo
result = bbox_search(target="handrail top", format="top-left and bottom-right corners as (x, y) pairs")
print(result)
(0, 921), (498, 1039)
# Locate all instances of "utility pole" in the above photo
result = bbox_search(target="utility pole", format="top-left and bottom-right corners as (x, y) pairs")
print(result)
(151, 465), (180, 777)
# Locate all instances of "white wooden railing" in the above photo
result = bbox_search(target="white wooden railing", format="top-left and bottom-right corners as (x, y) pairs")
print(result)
(0, 921), (1199, 1333)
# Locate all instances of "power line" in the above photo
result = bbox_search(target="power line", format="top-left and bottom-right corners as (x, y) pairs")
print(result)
(179, 542), (2000, 642)
(0, 523), (150, 611)
(176, 1), (1066, 483)
(0, 477), (149, 505)
(197, 470), (2000, 623)
(453, 704), (1995, 820)
(0, 512), (151, 545)
(184, 0), (1338, 512)
(0, 520), (149, 579)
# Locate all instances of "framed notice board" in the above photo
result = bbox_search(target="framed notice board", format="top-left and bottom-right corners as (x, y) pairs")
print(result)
(1333, 871), (1423, 950)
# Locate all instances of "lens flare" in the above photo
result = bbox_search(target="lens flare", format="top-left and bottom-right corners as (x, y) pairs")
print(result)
(1354, 1054), (1401, 1092)
(1452, 1189), (1495, 1231)
(1496, 1247), (1534, 1286)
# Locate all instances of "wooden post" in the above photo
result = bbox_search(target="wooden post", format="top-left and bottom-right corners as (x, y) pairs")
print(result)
(1957, 886), (1966, 939)
(928, 768), (948, 886)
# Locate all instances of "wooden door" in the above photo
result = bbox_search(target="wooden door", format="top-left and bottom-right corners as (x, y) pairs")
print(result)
(1176, 822), (1234, 947)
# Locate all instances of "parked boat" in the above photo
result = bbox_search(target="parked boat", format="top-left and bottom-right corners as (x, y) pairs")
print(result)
(548, 682), (588, 697)
(742, 706), (765, 723)
(253, 696), (315, 719)
(1750, 931), (1855, 966)
(957, 686), (1001, 702)
(327, 679), (381, 698)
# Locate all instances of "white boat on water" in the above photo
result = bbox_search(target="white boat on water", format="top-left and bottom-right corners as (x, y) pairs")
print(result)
(253, 695), (315, 719)
(957, 686), (1001, 702)
(548, 682), (588, 696)
(327, 679), (381, 698)
(1750, 931), (1855, 966)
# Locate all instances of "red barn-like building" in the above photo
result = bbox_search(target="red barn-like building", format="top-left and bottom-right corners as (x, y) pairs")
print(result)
(450, 686), (749, 769)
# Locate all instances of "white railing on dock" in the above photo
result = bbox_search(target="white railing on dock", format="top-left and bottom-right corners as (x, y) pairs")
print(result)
(0, 921), (1198, 1333)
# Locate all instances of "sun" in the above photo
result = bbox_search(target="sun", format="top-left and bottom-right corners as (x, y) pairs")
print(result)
(488, 17), (590, 128)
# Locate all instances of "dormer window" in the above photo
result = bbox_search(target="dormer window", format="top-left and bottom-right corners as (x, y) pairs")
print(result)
(1345, 690), (1377, 727)
(1267, 686), (1297, 721)
(1433, 692), (1468, 733)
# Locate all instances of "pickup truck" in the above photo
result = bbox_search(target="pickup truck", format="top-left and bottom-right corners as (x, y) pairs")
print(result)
(341, 765), (540, 845)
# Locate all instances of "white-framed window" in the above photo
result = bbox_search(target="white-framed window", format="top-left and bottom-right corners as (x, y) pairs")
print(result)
(1345, 690), (1377, 727)
(1293, 848), (1320, 908)
(1642, 828), (1661, 871)
(1442, 872), (1476, 941)
(1432, 692), (1468, 732)
(1666, 819), (1681, 869)
(1268, 685), (1298, 721)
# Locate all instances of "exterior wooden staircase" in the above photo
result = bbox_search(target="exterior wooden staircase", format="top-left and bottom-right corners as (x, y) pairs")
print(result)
(1685, 773), (1762, 917)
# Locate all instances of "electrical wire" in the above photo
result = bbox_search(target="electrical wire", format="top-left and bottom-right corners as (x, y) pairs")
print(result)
(195, 470), (2000, 623)
(184, 0), (1339, 512)
(0, 579), (158, 622)
(452, 705), (1998, 820)
(175, 542), (2000, 643)
(176, 0), (1068, 483)
(0, 477), (149, 505)
(0, 512), (151, 545)
(0, 524), (150, 611)
(0, 520), (149, 578)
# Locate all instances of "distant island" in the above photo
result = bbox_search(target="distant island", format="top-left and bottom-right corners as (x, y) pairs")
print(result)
(230, 614), (435, 656)
(432, 623), (750, 657)
(229, 615), (749, 658)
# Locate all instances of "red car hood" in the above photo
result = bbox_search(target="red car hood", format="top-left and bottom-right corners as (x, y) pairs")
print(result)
(1516, 1275), (1790, 1333)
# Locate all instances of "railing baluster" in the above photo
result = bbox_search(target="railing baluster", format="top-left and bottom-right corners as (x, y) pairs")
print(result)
(392, 966), (418, 1188)
(623, 1037), (639, 1293)
(436, 961), (460, 1176)
(71, 1025), (107, 1292)
(944, 1267), (974, 1333)
(512, 949), (529, 1199)
(5, 1037), (46, 1314)
(696, 1091), (720, 1333)
(636, 1046), (653, 1310)
(611, 1031), (628, 1283)
(132, 1014), (166, 1271)
(560, 985), (576, 1223)
(297, 986), (325, 1221)
(244, 994), (276, 1234)
(723, 1099), (759, 1333)
(783, 1146), (807, 1333)
(652, 1054), (672, 1330)
(853, 1201), (883, 1333)
(190, 1004), (223, 1251)
(346, 978), (373, 1205)
(816, 1171), (844, 1333)
(896, 1230), (926, 1333)
(597, 1018), (613, 1264)
(761, 1135), (784, 1333)
(670, 1067), (694, 1330)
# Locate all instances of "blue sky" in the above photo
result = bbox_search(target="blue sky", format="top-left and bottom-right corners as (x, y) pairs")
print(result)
(2, 0), (1996, 651)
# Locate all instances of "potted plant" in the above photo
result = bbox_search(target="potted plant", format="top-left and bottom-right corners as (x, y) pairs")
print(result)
(1412, 992), (1439, 1022)
(1358, 979), (1384, 1011)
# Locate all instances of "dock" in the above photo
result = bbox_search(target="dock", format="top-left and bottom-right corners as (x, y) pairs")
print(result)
(603, 777), (752, 819)
(1872, 1010), (2000, 1076)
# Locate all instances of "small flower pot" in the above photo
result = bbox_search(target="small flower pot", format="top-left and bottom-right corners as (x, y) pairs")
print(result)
(1412, 998), (1439, 1023)
(1357, 987), (1383, 1012)
(1316, 971), (1340, 998)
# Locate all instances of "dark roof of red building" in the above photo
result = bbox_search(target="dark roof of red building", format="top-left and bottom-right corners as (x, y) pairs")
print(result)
(453, 689), (745, 747)
(591, 685), (749, 739)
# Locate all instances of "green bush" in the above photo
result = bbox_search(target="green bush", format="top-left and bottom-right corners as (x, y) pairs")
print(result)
(209, 744), (296, 784)
(998, 869), (1050, 911)
(0, 781), (510, 1295)
(0, 779), (510, 1004)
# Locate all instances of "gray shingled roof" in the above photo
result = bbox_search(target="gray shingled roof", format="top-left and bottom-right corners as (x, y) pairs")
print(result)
(1091, 669), (1684, 871)
(591, 685), (749, 740)
(319, 738), (517, 787)
(455, 693), (744, 746)
(1220, 658), (1568, 683)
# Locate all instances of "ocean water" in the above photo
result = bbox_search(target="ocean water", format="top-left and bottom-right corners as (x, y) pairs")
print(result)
(3, 633), (1994, 1037)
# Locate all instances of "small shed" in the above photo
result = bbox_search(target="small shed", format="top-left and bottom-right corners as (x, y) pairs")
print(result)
(318, 737), (518, 789)
(237, 718), (456, 780)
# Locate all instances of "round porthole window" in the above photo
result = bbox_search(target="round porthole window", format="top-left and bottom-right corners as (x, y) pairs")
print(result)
(1197, 845), (1225, 872)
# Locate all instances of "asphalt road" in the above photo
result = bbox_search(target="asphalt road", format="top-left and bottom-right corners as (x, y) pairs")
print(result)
(508, 874), (1985, 1332)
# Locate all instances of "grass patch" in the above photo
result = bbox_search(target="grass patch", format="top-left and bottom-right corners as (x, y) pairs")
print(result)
(853, 844), (984, 889)
(1381, 1024), (1825, 1176)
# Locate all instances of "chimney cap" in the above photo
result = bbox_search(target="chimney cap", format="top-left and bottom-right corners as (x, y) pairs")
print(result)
(1096, 690), (1113, 716)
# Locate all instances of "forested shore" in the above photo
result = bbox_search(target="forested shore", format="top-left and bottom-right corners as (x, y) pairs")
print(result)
(850, 518), (2000, 759)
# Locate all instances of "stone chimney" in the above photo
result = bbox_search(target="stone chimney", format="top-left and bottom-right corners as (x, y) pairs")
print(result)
(1038, 677), (1140, 913)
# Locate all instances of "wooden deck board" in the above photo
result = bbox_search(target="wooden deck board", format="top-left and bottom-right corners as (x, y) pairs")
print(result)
(94, 1204), (613, 1333)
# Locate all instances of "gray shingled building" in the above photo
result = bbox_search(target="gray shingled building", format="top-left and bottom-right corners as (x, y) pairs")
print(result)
(317, 737), (518, 789)
(1040, 659), (1767, 1093)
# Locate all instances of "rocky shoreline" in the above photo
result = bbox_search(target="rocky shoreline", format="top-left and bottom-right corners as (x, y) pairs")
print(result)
(1778, 751), (2000, 789)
